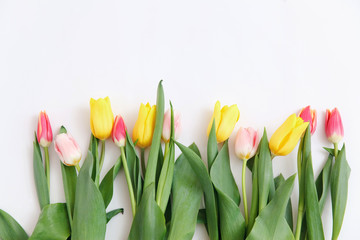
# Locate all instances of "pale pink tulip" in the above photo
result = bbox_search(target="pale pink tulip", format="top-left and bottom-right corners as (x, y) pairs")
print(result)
(37, 111), (53, 148)
(235, 127), (260, 161)
(54, 133), (82, 166)
(112, 115), (127, 147)
(298, 106), (317, 135)
(325, 108), (344, 144)
(162, 109), (181, 142)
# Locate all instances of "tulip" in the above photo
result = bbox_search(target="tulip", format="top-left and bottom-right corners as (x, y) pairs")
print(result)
(325, 108), (344, 144)
(234, 126), (259, 225)
(132, 103), (156, 148)
(269, 114), (309, 156)
(162, 109), (181, 142)
(112, 115), (127, 147)
(90, 97), (114, 140)
(298, 106), (317, 135)
(234, 127), (260, 161)
(37, 111), (53, 148)
(207, 101), (240, 143)
(54, 133), (82, 167)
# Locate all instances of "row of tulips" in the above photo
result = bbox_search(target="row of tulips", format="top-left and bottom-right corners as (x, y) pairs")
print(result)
(0, 81), (350, 240)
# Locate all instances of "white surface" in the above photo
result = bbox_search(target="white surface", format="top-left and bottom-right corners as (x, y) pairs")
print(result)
(1, 0), (360, 239)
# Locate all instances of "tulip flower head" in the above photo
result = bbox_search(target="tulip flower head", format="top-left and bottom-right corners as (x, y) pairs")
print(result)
(269, 114), (309, 156)
(207, 101), (240, 143)
(54, 133), (82, 166)
(112, 115), (127, 147)
(37, 111), (53, 148)
(235, 127), (260, 161)
(325, 108), (344, 144)
(298, 105), (317, 135)
(90, 97), (114, 140)
(133, 103), (156, 148)
(162, 109), (181, 142)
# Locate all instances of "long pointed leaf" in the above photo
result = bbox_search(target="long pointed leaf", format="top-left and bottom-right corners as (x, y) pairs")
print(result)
(330, 145), (350, 240)
(33, 133), (50, 210)
(72, 151), (106, 240)
(29, 203), (70, 240)
(0, 209), (28, 240)
(144, 81), (165, 195)
(168, 144), (202, 240)
(274, 174), (293, 231)
(207, 120), (218, 170)
(246, 174), (296, 240)
(175, 141), (219, 240)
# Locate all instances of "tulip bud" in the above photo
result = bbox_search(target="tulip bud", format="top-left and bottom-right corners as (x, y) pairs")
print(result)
(234, 127), (260, 161)
(90, 97), (114, 140)
(325, 108), (344, 144)
(162, 109), (181, 142)
(133, 103), (156, 148)
(37, 111), (53, 148)
(112, 115), (127, 147)
(206, 101), (240, 143)
(54, 133), (82, 166)
(298, 106), (317, 135)
(269, 114), (309, 156)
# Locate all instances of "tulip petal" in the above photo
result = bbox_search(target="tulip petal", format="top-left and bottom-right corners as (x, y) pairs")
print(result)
(269, 114), (297, 155)
(216, 104), (239, 143)
(207, 101), (221, 137)
(276, 122), (308, 156)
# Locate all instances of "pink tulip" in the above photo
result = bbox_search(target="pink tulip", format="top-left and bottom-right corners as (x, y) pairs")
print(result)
(54, 133), (82, 166)
(37, 111), (53, 148)
(235, 127), (260, 161)
(298, 106), (317, 135)
(112, 115), (127, 147)
(325, 108), (344, 144)
(162, 109), (181, 142)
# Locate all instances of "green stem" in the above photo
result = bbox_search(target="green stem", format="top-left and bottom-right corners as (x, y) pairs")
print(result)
(242, 159), (248, 226)
(156, 142), (169, 207)
(334, 142), (338, 158)
(75, 163), (80, 172)
(121, 146), (136, 216)
(141, 148), (145, 177)
(95, 140), (105, 187)
(295, 138), (304, 240)
(44, 147), (50, 193)
(295, 198), (305, 240)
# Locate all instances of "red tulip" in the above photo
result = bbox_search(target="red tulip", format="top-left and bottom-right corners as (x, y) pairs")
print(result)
(37, 111), (53, 148)
(325, 108), (344, 144)
(298, 106), (317, 135)
(112, 115), (127, 147)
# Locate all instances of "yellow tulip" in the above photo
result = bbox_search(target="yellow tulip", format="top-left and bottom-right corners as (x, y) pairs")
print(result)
(90, 97), (114, 140)
(207, 101), (240, 143)
(269, 114), (309, 156)
(133, 103), (156, 148)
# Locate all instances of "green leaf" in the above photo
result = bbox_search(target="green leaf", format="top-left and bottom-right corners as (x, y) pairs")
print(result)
(316, 153), (332, 212)
(129, 184), (166, 240)
(144, 80), (165, 195)
(168, 144), (202, 240)
(257, 129), (272, 212)
(330, 145), (350, 240)
(33, 133), (50, 210)
(246, 174), (296, 240)
(175, 141), (219, 240)
(29, 203), (70, 240)
(99, 157), (122, 208)
(210, 141), (245, 240)
(106, 208), (124, 223)
(207, 119), (218, 171)
(125, 131), (143, 205)
(248, 154), (259, 234)
(60, 164), (77, 229)
(274, 174), (293, 231)
(299, 127), (324, 240)
(88, 134), (99, 181)
(72, 151), (106, 240)
(0, 209), (28, 240)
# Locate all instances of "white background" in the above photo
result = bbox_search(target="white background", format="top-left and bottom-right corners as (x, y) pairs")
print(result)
(1, 0), (359, 239)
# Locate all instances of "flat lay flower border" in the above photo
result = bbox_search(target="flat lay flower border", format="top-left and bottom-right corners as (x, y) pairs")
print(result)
(0, 81), (350, 240)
